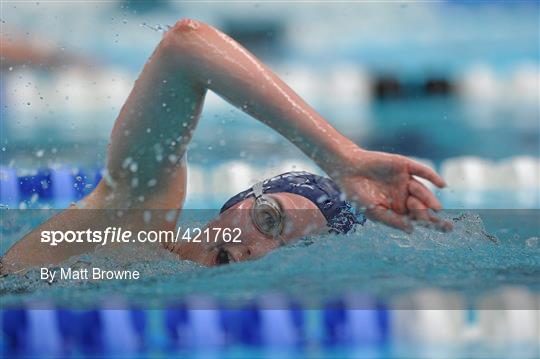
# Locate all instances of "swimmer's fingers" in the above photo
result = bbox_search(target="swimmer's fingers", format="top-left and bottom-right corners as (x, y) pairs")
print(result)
(407, 160), (446, 188)
(366, 205), (413, 233)
(409, 179), (442, 211)
(407, 197), (453, 233)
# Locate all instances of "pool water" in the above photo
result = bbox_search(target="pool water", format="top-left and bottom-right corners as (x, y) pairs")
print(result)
(1, 207), (538, 309)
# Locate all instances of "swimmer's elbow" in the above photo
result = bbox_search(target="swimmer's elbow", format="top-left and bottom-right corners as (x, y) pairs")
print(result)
(172, 18), (204, 33)
(159, 18), (207, 54)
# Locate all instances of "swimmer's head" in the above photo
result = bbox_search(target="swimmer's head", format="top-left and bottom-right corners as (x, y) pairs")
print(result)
(183, 172), (364, 266)
(186, 193), (327, 266)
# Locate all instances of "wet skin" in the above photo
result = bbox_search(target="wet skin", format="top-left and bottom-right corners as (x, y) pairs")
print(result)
(170, 192), (328, 266)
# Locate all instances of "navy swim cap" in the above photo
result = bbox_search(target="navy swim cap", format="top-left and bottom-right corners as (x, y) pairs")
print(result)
(220, 171), (365, 234)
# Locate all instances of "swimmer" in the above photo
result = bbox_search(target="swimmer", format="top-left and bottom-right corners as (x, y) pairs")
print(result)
(1, 19), (451, 273)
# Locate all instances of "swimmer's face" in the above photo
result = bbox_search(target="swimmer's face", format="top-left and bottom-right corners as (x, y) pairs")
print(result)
(192, 194), (327, 266)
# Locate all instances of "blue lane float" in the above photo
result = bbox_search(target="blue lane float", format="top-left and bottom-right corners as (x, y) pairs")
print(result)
(323, 295), (388, 346)
(0, 167), (19, 207)
(0, 167), (102, 208)
(1, 308), (146, 357)
(2, 309), (63, 357)
(162, 296), (304, 351)
(2, 288), (539, 357)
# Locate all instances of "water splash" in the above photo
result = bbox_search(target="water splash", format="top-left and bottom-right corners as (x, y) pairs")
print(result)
(140, 22), (172, 33)
(1, 210), (538, 308)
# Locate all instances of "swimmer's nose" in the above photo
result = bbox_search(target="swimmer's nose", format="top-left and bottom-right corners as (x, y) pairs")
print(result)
(227, 246), (253, 262)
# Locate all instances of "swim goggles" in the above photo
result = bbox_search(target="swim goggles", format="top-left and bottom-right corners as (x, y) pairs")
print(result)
(251, 181), (285, 240)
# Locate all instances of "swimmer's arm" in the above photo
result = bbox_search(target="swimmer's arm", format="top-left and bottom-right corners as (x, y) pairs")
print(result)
(1, 187), (178, 274)
(162, 19), (450, 231)
(162, 19), (355, 171)
(0, 209), (101, 274)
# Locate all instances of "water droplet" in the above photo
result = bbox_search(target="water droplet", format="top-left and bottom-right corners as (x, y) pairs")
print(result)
(168, 154), (178, 163)
(147, 179), (157, 187)
(1, 147), (5, 152)
(8, 66), (13, 71)
(162, 102), (167, 107)
(40, 180), (49, 190)
(146, 128), (151, 133)
(129, 162), (138, 172)
(35, 149), (44, 157)
(122, 157), (133, 169)
(526, 237), (538, 247)
(143, 210), (152, 223)
(166, 210), (177, 223)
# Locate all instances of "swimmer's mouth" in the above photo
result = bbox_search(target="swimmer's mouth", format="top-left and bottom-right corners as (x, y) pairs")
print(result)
(214, 247), (234, 265)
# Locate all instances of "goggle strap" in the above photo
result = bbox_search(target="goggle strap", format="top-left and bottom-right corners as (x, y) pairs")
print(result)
(252, 181), (264, 198)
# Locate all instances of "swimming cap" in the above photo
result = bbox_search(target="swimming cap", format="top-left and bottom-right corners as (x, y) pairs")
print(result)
(220, 171), (365, 234)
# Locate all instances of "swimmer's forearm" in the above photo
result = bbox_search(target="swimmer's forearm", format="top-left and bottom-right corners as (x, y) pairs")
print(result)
(163, 19), (360, 172)
(1, 211), (99, 273)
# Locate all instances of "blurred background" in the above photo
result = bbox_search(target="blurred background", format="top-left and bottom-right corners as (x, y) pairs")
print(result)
(1, 0), (539, 209)
(1, 2), (539, 358)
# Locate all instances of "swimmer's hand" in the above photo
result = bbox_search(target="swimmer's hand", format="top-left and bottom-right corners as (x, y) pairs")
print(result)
(332, 149), (453, 233)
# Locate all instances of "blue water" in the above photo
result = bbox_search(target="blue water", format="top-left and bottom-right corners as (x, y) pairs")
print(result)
(1, 207), (538, 309)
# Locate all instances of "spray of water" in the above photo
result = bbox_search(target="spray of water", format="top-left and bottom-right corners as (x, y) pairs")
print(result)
(140, 22), (172, 33)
